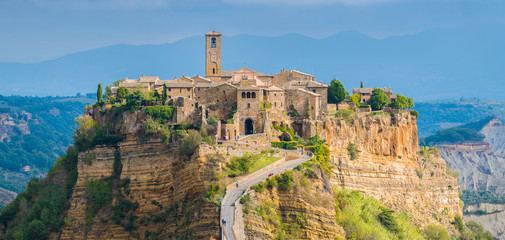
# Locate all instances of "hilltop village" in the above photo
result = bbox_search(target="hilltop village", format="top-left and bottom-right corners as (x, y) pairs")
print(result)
(107, 30), (401, 140)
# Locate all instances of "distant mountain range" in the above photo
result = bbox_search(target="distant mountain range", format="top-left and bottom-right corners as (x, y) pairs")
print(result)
(1, 23), (504, 100)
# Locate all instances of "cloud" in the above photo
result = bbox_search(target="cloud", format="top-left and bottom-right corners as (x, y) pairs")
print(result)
(221, 0), (405, 6)
(24, 0), (172, 10)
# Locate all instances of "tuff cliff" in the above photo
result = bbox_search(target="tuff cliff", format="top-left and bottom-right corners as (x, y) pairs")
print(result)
(244, 111), (463, 239)
(57, 107), (222, 239)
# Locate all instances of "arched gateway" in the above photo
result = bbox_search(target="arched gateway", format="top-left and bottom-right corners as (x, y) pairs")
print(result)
(245, 118), (254, 135)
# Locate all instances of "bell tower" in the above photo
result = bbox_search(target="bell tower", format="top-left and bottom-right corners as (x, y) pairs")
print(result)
(205, 30), (222, 78)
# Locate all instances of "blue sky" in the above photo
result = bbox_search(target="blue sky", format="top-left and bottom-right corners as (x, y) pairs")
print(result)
(1, 0), (504, 63)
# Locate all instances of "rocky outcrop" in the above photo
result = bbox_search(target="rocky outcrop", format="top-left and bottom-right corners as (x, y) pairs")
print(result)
(438, 142), (505, 194)
(244, 170), (345, 239)
(245, 112), (462, 238)
(323, 112), (462, 228)
(59, 138), (221, 240)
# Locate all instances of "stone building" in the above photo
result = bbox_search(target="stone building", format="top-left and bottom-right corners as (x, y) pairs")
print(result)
(352, 87), (395, 105)
(110, 30), (329, 138)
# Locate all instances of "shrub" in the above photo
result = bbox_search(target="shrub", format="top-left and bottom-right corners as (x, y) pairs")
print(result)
(266, 177), (277, 188)
(252, 183), (265, 193)
(410, 110), (419, 118)
(416, 169), (423, 179)
(335, 110), (357, 124)
(423, 225), (450, 240)
(125, 91), (145, 112)
(205, 183), (220, 200)
(145, 105), (174, 124)
(277, 171), (294, 191)
(178, 130), (202, 157)
(347, 142), (359, 160)
(270, 141), (298, 150)
(378, 207), (400, 233)
(452, 215), (464, 233)
(240, 193), (251, 204)
(227, 153), (259, 177)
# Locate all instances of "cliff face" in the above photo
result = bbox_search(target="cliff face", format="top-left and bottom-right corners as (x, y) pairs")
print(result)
(435, 119), (505, 238)
(59, 138), (221, 239)
(438, 143), (505, 194)
(58, 107), (222, 239)
(323, 113), (462, 226)
(244, 112), (462, 239)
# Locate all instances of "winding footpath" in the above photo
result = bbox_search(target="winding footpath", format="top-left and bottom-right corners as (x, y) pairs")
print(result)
(219, 142), (312, 240)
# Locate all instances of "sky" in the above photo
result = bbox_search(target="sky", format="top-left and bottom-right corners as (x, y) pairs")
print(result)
(1, 0), (504, 63)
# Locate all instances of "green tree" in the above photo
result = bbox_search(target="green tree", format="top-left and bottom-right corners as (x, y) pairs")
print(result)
(27, 219), (49, 240)
(162, 83), (168, 104)
(117, 87), (129, 102)
(97, 83), (103, 103)
(350, 94), (361, 107)
(327, 79), (348, 104)
(104, 86), (112, 101)
(360, 81), (363, 88)
(125, 91), (145, 112)
(370, 88), (389, 111)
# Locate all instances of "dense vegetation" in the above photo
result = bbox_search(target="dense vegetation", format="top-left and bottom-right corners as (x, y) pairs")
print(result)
(0, 95), (92, 195)
(461, 190), (505, 205)
(0, 146), (79, 239)
(414, 99), (505, 137)
(420, 117), (493, 146)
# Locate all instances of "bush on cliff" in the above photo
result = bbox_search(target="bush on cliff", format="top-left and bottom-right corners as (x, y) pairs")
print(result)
(334, 187), (424, 240)
(178, 130), (202, 157)
(145, 105), (174, 124)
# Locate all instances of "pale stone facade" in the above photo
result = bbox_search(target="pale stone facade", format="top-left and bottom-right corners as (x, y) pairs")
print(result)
(111, 30), (329, 137)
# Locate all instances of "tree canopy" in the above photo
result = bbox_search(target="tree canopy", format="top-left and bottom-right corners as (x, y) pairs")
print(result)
(328, 79), (348, 104)
(389, 94), (414, 109)
(370, 88), (389, 111)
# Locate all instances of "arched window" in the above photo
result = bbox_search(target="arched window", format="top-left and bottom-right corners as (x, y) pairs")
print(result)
(312, 88), (316, 93)
(213, 68), (216, 74)
(247, 92), (251, 98)
(252, 92), (256, 98)
(211, 37), (216, 48)
(242, 92), (246, 98)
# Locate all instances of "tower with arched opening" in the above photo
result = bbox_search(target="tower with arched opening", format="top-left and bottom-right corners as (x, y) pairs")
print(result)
(205, 31), (222, 79)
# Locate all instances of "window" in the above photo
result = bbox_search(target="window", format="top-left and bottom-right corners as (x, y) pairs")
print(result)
(180, 89), (182, 93)
(247, 103), (250, 108)
(281, 102), (283, 107)
(252, 92), (256, 98)
(168, 88), (171, 92)
(211, 37), (216, 48)
(274, 93), (277, 97)
(168, 96), (171, 99)
(312, 88), (316, 93)
(242, 92), (246, 98)
(213, 68), (216, 74)
(311, 107), (314, 110)
(225, 99), (228, 102)
(187, 88), (191, 91)
(217, 99), (219, 103)
(188, 95), (191, 98)
(274, 102), (277, 107)
(247, 92), (251, 98)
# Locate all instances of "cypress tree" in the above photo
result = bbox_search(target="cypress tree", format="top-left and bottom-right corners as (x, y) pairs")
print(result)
(360, 81), (364, 88)
(162, 83), (168, 104)
(97, 83), (103, 103)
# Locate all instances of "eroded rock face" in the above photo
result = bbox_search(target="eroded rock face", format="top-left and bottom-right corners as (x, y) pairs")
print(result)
(59, 137), (221, 240)
(246, 112), (462, 238)
(244, 170), (345, 240)
(324, 113), (462, 228)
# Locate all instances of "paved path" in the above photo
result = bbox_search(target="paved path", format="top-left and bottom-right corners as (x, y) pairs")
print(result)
(221, 153), (312, 240)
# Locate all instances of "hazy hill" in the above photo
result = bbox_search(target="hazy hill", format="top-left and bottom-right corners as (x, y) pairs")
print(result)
(1, 23), (504, 100)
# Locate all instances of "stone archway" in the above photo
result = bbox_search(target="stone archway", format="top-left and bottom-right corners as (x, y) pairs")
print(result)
(245, 118), (254, 135)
